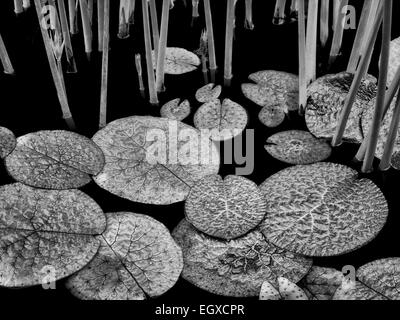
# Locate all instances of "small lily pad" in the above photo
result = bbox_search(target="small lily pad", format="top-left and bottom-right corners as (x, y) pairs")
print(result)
(152, 47), (201, 75)
(160, 98), (191, 121)
(0, 126), (16, 159)
(258, 105), (285, 128)
(195, 83), (222, 103)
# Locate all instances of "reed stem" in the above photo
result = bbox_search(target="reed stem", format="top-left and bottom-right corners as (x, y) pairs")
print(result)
(68, 0), (79, 34)
(328, 0), (349, 67)
(273, 0), (287, 25)
(320, 0), (329, 47)
(128, 0), (136, 24)
(135, 53), (145, 94)
(192, 0), (200, 18)
(88, 0), (94, 23)
(332, 0), (340, 31)
(97, 0), (104, 51)
(305, 0), (318, 84)
(244, 0), (254, 30)
(79, 0), (93, 58)
(289, 0), (298, 20)
(14, 0), (23, 14)
(298, 0), (306, 114)
(332, 5), (383, 147)
(224, 0), (235, 87)
(57, 0), (77, 73)
(155, 0), (171, 92)
(149, 0), (160, 62)
(34, 0), (75, 129)
(99, 0), (110, 128)
(142, 0), (159, 104)
(0, 33), (15, 75)
(362, 0), (392, 173)
(23, 0), (31, 9)
(204, 0), (217, 80)
(118, 0), (131, 39)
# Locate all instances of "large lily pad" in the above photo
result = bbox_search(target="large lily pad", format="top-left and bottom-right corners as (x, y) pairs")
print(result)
(152, 47), (201, 75)
(0, 183), (106, 288)
(160, 98), (191, 121)
(305, 72), (377, 143)
(185, 175), (266, 240)
(0, 126), (16, 159)
(172, 219), (312, 297)
(5, 130), (105, 189)
(259, 163), (388, 257)
(193, 99), (248, 141)
(92, 116), (220, 205)
(66, 212), (183, 300)
(242, 70), (298, 113)
(357, 258), (400, 300)
(265, 130), (332, 165)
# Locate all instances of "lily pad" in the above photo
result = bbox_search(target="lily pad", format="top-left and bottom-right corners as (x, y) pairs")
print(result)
(193, 99), (248, 141)
(242, 70), (298, 113)
(259, 280), (281, 300)
(0, 126), (16, 159)
(387, 37), (400, 87)
(305, 72), (377, 143)
(259, 162), (388, 257)
(92, 116), (220, 205)
(265, 130), (332, 165)
(195, 83), (222, 103)
(333, 280), (387, 300)
(5, 130), (105, 189)
(185, 175), (266, 240)
(160, 98), (191, 121)
(172, 219), (312, 297)
(66, 212), (183, 300)
(0, 183), (106, 288)
(152, 47), (201, 75)
(259, 277), (308, 300)
(300, 266), (345, 300)
(258, 105), (285, 128)
(357, 258), (400, 300)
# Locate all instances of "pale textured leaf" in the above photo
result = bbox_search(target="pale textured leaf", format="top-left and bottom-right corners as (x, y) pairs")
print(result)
(0, 183), (106, 288)
(259, 280), (280, 300)
(5, 130), (105, 189)
(333, 280), (387, 300)
(258, 105), (285, 128)
(301, 266), (344, 300)
(160, 98), (191, 121)
(195, 83), (222, 103)
(278, 277), (308, 300)
(0, 126), (16, 159)
(152, 47), (201, 74)
(387, 37), (400, 87)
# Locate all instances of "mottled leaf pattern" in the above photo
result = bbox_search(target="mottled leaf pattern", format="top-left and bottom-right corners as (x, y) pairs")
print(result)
(387, 37), (400, 87)
(333, 280), (387, 300)
(160, 98), (191, 121)
(185, 175), (266, 240)
(5, 130), (105, 189)
(66, 212), (183, 300)
(265, 130), (332, 165)
(278, 277), (308, 300)
(260, 163), (388, 257)
(152, 47), (201, 74)
(258, 105), (285, 128)
(0, 183), (106, 287)
(259, 280), (281, 300)
(195, 83), (222, 103)
(0, 126), (16, 159)
(194, 99), (248, 141)
(173, 219), (312, 297)
(92, 116), (220, 205)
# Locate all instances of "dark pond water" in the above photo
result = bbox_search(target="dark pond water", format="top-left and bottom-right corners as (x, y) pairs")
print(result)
(1, 0), (400, 304)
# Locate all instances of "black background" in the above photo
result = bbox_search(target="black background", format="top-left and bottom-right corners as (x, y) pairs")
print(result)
(1, 0), (400, 312)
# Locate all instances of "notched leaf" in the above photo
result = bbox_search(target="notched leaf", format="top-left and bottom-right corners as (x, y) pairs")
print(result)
(66, 212), (183, 300)
(195, 83), (222, 103)
(160, 98), (191, 121)
(5, 130), (105, 189)
(0, 183), (106, 288)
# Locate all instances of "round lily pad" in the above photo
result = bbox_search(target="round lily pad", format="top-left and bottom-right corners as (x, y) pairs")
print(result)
(185, 175), (266, 240)
(92, 116), (220, 205)
(258, 105), (285, 128)
(357, 258), (400, 300)
(66, 212), (183, 300)
(265, 130), (332, 165)
(259, 162), (388, 257)
(172, 219), (312, 297)
(195, 83), (222, 103)
(160, 98), (191, 121)
(5, 130), (105, 189)
(0, 126), (16, 159)
(305, 72), (377, 143)
(0, 183), (106, 288)
(152, 47), (201, 74)
(242, 70), (298, 113)
(193, 99), (248, 141)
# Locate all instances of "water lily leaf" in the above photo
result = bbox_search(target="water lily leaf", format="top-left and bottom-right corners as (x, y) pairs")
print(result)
(259, 162), (388, 257)
(195, 83), (222, 103)
(92, 116), (220, 205)
(265, 130), (332, 165)
(333, 280), (387, 300)
(0, 183), (106, 288)
(152, 47), (201, 75)
(242, 71), (298, 113)
(4, 130), (105, 189)
(160, 98), (191, 121)
(193, 99), (248, 141)
(387, 37), (400, 87)
(300, 266), (345, 300)
(278, 277), (308, 300)
(259, 280), (280, 300)
(172, 219), (312, 297)
(0, 126), (16, 159)
(357, 258), (400, 300)
(258, 105), (285, 128)
(305, 72), (377, 143)
(66, 212), (183, 300)
(185, 175), (266, 240)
